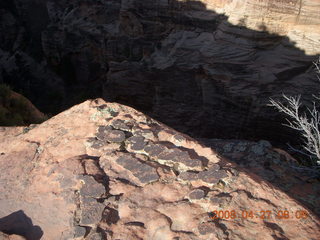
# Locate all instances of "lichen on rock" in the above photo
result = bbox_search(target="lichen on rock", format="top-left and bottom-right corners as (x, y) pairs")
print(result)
(0, 99), (319, 240)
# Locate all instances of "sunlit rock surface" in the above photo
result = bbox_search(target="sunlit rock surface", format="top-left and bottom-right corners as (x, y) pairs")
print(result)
(204, 0), (320, 55)
(0, 99), (319, 239)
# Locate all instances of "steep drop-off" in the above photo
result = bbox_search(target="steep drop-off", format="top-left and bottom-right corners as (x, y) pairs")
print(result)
(0, 0), (319, 145)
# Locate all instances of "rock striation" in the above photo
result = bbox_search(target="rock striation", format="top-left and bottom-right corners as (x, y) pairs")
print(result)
(0, 0), (319, 144)
(205, 0), (320, 55)
(0, 99), (319, 239)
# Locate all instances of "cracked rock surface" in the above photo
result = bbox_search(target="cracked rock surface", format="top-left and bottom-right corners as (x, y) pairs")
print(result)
(0, 99), (319, 239)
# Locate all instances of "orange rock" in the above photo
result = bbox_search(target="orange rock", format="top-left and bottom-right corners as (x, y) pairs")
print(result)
(0, 99), (319, 239)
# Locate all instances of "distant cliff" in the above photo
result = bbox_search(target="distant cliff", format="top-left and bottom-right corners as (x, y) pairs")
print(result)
(0, 0), (319, 144)
(205, 0), (320, 55)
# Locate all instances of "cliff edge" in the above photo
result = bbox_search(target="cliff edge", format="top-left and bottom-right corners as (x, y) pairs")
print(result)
(0, 99), (319, 239)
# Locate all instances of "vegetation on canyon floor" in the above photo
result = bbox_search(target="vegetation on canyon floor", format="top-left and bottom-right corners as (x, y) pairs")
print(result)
(0, 84), (47, 126)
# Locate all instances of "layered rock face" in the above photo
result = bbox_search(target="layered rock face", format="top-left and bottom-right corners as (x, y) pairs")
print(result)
(0, 0), (319, 143)
(205, 0), (320, 55)
(0, 99), (319, 239)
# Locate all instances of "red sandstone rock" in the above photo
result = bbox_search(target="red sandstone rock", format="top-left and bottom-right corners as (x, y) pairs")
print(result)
(0, 99), (319, 239)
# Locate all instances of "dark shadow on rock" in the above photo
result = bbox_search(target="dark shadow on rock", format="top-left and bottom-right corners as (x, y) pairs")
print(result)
(200, 138), (320, 218)
(0, 210), (43, 240)
(0, 0), (318, 149)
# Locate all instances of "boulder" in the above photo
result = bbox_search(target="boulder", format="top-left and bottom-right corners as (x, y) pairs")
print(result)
(0, 99), (319, 239)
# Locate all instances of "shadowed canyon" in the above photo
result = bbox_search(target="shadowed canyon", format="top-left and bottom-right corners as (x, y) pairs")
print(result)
(1, 0), (319, 146)
(0, 1), (320, 239)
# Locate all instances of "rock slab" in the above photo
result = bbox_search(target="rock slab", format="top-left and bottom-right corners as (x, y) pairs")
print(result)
(0, 99), (319, 239)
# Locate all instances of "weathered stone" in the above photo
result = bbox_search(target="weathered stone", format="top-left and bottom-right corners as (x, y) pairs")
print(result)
(111, 119), (132, 131)
(80, 197), (106, 226)
(172, 134), (187, 146)
(198, 222), (216, 235)
(98, 126), (113, 133)
(209, 164), (220, 171)
(97, 128), (126, 143)
(250, 140), (272, 156)
(198, 169), (228, 184)
(178, 167), (227, 187)
(83, 159), (103, 176)
(126, 135), (147, 151)
(74, 226), (87, 238)
(79, 175), (105, 198)
(77, 176), (106, 226)
(157, 148), (203, 171)
(102, 207), (120, 225)
(0, 100), (319, 240)
(144, 143), (167, 157)
(116, 155), (159, 184)
(133, 129), (156, 140)
(209, 193), (232, 205)
(86, 232), (104, 240)
(90, 140), (105, 149)
(189, 189), (206, 200)
(178, 171), (198, 181)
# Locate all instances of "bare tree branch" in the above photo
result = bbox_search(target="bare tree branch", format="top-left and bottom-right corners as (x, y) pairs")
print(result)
(269, 57), (320, 166)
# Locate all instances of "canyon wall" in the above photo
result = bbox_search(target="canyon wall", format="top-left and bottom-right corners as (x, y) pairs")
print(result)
(0, 0), (319, 144)
(205, 0), (320, 55)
